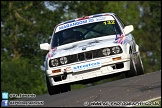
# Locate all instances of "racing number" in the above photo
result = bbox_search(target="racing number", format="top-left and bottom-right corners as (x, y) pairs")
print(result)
(103, 20), (115, 25)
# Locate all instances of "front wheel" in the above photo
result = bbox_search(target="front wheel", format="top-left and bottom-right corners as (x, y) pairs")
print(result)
(46, 75), (60, 95)
(136, 53), (144, 75)
(46, 75), (71, 95)
(125, 53), (137, 78)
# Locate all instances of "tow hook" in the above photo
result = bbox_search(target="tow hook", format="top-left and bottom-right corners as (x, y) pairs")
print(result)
(61, 71), (67, 80)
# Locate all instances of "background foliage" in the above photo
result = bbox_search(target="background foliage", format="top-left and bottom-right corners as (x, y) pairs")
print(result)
(1, 1), (161, 95)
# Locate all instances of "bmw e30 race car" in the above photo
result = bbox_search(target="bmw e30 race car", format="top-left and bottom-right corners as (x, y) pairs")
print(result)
(40, 12), (144, 95)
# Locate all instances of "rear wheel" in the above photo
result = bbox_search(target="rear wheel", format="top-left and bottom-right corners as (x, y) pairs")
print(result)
(46, 75), (71, 95)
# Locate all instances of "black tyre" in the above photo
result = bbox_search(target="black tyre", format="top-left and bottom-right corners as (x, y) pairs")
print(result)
(46, 75), (71, 95)
(136, 53), (144, 75)
(125, 54), (137, 78)
(60, 84), (71, 93)
(46, 75), (60, 95)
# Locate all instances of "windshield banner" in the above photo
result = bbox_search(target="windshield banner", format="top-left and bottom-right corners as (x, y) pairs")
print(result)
(55, 16), (114, 33)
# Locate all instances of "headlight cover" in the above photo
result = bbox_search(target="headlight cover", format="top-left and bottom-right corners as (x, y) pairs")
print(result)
(112, 46), (120, 54)
(50, 59), (59, 67)
(102, 48), (111, 56)
(60, 57), (68, 65)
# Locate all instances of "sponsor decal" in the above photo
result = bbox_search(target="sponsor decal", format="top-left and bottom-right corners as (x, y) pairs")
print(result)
(64, 67), (71, 71)
(79, 40), (99, 49)
(55, 16), (114, 32)
(88, 18), (94, 22)
(59, 20), (87, 31)
(96, 16), (106, 21)
(72, 61), (101, 72)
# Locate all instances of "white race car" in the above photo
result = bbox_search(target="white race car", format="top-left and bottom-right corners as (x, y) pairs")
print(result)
(40, 12), (144, 95)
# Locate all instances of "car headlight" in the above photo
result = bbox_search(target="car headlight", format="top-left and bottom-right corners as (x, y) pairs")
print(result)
(102, 48), (111, 56)
(50, 59), (59, 67)
(60, 57), (68, 65)
(112, 46), (120, 54)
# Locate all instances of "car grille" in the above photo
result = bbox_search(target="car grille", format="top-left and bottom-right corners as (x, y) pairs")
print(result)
(49, 46), (123, 67)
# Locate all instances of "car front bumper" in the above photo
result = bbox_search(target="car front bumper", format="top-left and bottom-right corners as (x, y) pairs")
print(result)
(46, 53), (130, 86)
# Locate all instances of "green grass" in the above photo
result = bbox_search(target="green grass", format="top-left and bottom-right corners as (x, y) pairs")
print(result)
(71, 84), (87, 90)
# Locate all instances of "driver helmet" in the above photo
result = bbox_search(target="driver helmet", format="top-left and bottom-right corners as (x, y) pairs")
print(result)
(62, 29), (74, 38)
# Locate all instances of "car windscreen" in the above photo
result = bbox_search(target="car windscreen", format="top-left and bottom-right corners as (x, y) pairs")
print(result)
(51, 20), (122, 48)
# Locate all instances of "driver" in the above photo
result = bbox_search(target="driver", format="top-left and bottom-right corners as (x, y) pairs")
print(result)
(61, 29), (76, 44)
(62, 29), (75, 40)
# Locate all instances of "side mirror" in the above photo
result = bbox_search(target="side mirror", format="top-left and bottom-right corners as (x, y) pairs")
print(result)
(40, 43), (50, 50)
(123, 25), (134, 35)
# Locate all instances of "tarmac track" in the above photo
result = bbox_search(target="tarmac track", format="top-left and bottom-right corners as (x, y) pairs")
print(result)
(9, 70), (161, 107)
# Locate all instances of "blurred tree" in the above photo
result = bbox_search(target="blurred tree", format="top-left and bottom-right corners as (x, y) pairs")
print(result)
(1, 1), (65, 95)
(138, 1), (161, 72)
(1, 1), (62, 59)
(1, 58), (46, 95)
